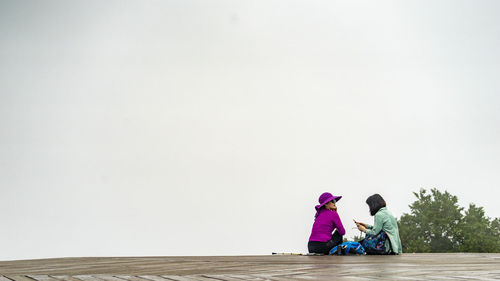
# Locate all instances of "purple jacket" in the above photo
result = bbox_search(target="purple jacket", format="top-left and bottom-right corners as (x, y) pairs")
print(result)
(308, 209), (346, 242)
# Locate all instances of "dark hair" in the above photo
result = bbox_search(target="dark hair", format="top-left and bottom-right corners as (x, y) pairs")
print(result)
(366, 194), (386, 216)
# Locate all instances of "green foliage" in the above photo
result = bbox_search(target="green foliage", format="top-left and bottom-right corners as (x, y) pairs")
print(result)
(344, 234), (363, 243)
(398, 213), (430, 253)
(398, 188), (500, 253)
(491, 218), (500, 250)
(459, 204), (498, 252)
(351, 234), (364, 242)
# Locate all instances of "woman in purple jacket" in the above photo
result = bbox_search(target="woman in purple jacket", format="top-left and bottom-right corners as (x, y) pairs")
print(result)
(308, 192), (346, 254)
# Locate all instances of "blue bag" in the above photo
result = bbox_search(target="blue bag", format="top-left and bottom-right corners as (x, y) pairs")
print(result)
(329, 241), (365, 255)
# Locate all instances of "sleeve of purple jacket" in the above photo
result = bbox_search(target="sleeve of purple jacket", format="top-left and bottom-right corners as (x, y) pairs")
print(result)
(331, 211), (346, 235)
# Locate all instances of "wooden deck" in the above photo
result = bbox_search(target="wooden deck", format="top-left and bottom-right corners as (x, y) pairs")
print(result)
(0, 254), (499, 280)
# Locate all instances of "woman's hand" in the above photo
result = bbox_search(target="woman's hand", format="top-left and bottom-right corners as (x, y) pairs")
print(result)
(354, 220), (368, 228)
(354, 220), (368, 232)
(356, 224), (367, 233)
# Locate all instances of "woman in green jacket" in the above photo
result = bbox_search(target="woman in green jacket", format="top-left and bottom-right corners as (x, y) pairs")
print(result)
(356, 194), (403, 254)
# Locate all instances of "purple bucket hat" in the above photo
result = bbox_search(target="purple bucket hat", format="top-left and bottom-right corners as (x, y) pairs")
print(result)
(315, 192), (342, 211)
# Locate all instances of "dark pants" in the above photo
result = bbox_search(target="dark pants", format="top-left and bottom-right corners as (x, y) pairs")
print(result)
(308, 231), (343, 254)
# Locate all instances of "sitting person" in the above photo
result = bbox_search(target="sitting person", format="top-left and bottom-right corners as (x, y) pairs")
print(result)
(308, 192), (346, 254)
(355, 194), (402, 254)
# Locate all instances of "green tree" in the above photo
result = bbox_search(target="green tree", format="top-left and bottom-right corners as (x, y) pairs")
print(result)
(398, 212), (430, 253)
(399, 188), (500, 253)
(343, 234), (363, 243)
(491, 218), (500, 251)
(398, 188), (463, 252)
(459, 204), (498, 252)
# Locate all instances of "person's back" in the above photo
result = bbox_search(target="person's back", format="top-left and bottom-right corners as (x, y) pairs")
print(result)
(356, 194), (403, 255)
(309, 208), (345, 242)
(371, 207), (402, 254)
(307, 192), (345, 254)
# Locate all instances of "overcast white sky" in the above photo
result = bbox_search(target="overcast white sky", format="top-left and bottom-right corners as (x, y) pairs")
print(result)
(1, 0), (499, 261)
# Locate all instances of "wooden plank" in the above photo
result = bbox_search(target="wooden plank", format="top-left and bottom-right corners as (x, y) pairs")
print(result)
(3, 277), (35, 281)
(198, 275), (239, 281)
(158, 276), (193, 281)
(225, 275), (265, 281)
(50, 276), (86, 281)
(26, 276), (59, 281)
(161, 276), (213, 281)
(212, 276), (248, 281)
(136, 277), (167, 281)
(110, 277), (149, 281)
(91, 277), (127, 281)
(1, 254), (500, 280)
(71, 276), (104, 281)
